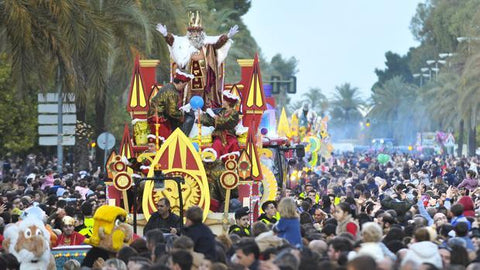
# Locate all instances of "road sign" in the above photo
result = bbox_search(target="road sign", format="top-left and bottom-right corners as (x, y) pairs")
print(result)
(38, 93), (77, 146)
(38, 93), (75, 103)
(38, 125), (76, 135)
(39, 136), (75, 146)
(38, 115), (77, 124)
(38, 104), (76, 113)
(97, 132), (116, 150)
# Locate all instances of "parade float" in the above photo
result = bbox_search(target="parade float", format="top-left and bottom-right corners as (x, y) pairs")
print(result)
(105, 12), (332, 233)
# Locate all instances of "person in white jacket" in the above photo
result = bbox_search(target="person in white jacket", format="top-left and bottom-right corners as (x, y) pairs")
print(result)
(348, 222), (396, 262)
(401, 227), (443, 269)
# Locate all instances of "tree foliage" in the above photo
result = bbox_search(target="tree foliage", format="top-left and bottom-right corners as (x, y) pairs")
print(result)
(0, 54), (36, 155)
(366, 0), (480, 153)
(261, 53), (299, 113)
(369, 76), (417, 143)
(302, 88), (328, 116)
(374, 51), (414, 87)
(331, 83), (364, 123)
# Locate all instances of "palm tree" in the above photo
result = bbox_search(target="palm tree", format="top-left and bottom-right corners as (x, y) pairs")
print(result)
(459, 51), (480, 156)
(0, 1), (153, 169)
(0, 1), (109, 170)
(369, 77), (415, 142)
(0, 1), (92, 93)
(422, 71), (465, 156)
(83, 1), (152, 168)
(331, 83), (364, 124)
(303, 88), (328, 116)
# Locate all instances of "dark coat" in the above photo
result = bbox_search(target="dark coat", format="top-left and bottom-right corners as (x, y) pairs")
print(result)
(228, 224), (251, 237)
(143, 212), (181, 234)
(381, 195), (414, 215)
(81, 246), (115, 267)
(183, 223), (216, 260)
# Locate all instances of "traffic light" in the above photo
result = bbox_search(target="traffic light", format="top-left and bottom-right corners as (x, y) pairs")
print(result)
(365, 119), (371, 127)
(271, 76), (281, 94)
(267, 76), (297, 94)
(285, 76), (297, 94)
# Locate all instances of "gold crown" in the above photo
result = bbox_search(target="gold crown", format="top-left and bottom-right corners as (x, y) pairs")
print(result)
(188, 11), (202, 30)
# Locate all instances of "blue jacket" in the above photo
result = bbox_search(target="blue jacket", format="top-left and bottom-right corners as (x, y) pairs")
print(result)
(451, 215), (471, 230)
(275, 218), (302, 247)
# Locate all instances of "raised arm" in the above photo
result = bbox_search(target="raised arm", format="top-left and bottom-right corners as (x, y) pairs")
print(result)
(213, 25), (239, 49)
(156, 23), (174, 46)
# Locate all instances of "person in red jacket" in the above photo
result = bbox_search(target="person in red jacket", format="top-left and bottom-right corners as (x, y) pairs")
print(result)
(334, 202), (358, 239)
(457, 195), (475, 217)
(55, 216), (85, 247)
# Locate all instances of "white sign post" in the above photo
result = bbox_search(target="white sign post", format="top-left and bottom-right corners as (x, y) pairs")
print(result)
(38, 93), (77, 173)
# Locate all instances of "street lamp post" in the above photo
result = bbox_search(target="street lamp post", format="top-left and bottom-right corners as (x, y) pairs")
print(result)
(438, 53), (455, 68)
(426, 60), (446, 79)
(413, 73), (430, 87)
(420, 67), (431, 81)
(439, 53), (456, 59)
(457, 37), (480, 54)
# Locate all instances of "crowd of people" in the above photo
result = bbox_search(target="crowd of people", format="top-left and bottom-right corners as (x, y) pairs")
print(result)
(0, 152), (479, 270)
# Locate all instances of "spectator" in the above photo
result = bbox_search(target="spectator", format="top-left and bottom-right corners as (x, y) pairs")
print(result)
(347, 256), (376, 270)
(232, 239), (260, 270)
(401, 228), (442, 269)
(334, 202), (358, 239)
(450, 203), (471, 230)
(183, 206), (216, 260)
(458, 170), (478, 191)
(167, 250), (193, 270)
(145, 229), (165, 253)
(327, 237), (353, 266)
(274, 197), (302, 247)
(127, 256), (152, 270)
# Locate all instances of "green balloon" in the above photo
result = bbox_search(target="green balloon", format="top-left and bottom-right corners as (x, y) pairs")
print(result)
(377, 154), (389, 164)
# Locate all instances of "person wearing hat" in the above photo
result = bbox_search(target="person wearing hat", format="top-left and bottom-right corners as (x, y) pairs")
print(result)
(156, 12), (239, 108)
(55, 216), (86, 247)
(148, 69), (194, 138)
(201, 90), (241, 162)
(258, 201), (278, 225)
(293, 102), (317, 132)
(229, 207), (251, 237)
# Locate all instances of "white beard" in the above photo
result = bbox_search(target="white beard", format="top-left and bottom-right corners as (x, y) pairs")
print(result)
(187, 31), (206, 49)
(13, 248), (51, 270)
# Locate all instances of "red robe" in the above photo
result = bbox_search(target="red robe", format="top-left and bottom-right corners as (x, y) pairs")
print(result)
(55, 231), (86, 247)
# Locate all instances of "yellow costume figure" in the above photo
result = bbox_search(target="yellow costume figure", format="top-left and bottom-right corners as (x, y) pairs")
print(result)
(81, 206), (133, 268)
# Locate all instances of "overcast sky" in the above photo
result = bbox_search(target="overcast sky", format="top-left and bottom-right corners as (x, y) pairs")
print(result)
(242, 0), (423, 101)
